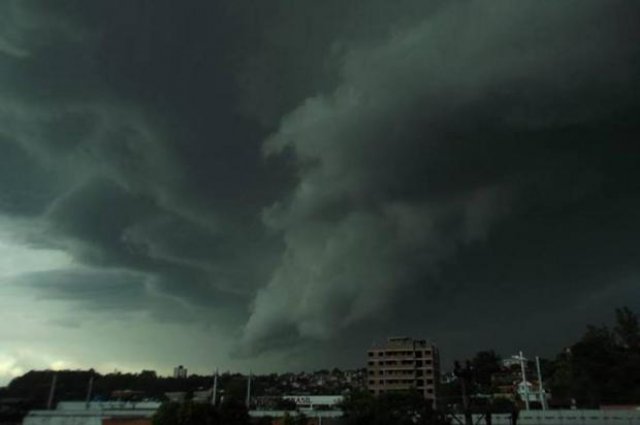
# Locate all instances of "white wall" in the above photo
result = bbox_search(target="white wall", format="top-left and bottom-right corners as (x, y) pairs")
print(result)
(461, 409), (640, 425)
(24, 415), (102, 425)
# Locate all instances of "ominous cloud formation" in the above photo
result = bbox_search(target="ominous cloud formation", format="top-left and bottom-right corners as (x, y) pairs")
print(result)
(0, 0), (639, 379)
(242, 0), (640, 353)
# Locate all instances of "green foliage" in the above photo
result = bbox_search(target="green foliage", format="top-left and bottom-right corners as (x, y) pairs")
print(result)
(152, 400), (250, 425)
(281, 411), (307, 425)
(5, 370), (93, 407)
(2, 370), (254, 404)
(274, 398), (297, 411)
(152, 401), (220, 425)
(615, 307), (640, 350)
(218, 398), (250, 425)
(221, 377), (249, 403)
(549, 306), (640, 407)
(471, 351), (502, 392)
(342, 389), (448, 425)
(254, 417), (273, 425)
(282, 412), (293, 425)
(490, 397), (517, 413)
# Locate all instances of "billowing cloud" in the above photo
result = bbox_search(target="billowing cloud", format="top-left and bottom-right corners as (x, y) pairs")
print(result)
(241, 0), (640, 353)
(0, 0), (638, 376)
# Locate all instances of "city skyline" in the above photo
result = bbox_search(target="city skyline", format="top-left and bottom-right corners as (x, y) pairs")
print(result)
(1, 0), (639, 385)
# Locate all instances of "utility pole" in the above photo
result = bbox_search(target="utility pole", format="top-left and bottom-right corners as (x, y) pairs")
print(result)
(518, 351), (530, 411)
(454, 361), (473, 425)
(245, 371), (252, 408)
(212, 369), (219, 406)
(85, 373), (94, 409)
(47, 373), (58, 410)
(535, 357), (546, 410)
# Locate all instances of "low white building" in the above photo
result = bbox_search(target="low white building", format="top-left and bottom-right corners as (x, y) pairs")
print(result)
(23, 401), (161, 425)
(516, 381), (550, 406)
(282, 395), (343, 411)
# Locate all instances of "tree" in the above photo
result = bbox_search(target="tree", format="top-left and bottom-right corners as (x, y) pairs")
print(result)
(570, 325), (617, 406)
(282, 412), (295, 425)
(612, 307), (640, 403)
(222, 376), (249, 403)
(548, 350), (573, 404)
(152, 401), (220, 425)
(274, 398), (297, 410)
(548, 307), (640, 407)
(471, 351), (502, 392)
(342, 390), (448, 425)
(218, 398), (250, 425)
(614, 307), (640, 351)
(282, 411), (307, 425)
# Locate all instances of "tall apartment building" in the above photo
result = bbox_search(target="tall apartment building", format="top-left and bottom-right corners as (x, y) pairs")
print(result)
(367, 337), (440, 406)
(173, 365), (188, 379)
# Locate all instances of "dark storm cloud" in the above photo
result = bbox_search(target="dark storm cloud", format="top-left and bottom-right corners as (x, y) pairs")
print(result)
(0, 0), (279, 322)
(241, 0), (640, 355)
(0, 0), (639, 368)
(0, 140), (60, 215)
(15, 269), (149, 311)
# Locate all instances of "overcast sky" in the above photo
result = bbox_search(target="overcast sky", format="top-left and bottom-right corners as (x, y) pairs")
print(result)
(1, 0), (639, 384)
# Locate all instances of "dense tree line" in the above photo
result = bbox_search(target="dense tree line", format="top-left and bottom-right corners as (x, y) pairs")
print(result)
(443, 307), (640, 410)
(0, 370), (254, 408)
(341, 390), (449, 425)
(548, 307), (640, 407)
(152, 399), (256, 425)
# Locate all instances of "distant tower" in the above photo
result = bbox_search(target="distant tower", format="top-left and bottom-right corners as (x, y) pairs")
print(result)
(173, 365), (188, 379)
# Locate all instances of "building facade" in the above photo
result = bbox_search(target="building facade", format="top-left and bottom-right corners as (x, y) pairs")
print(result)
(173, 365), (187, 379)
(23, 401), (160, 425)
(367, 337), (440, 405)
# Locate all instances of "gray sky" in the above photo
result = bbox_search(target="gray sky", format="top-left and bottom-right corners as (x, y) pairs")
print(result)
(1, 0), (639, 384)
